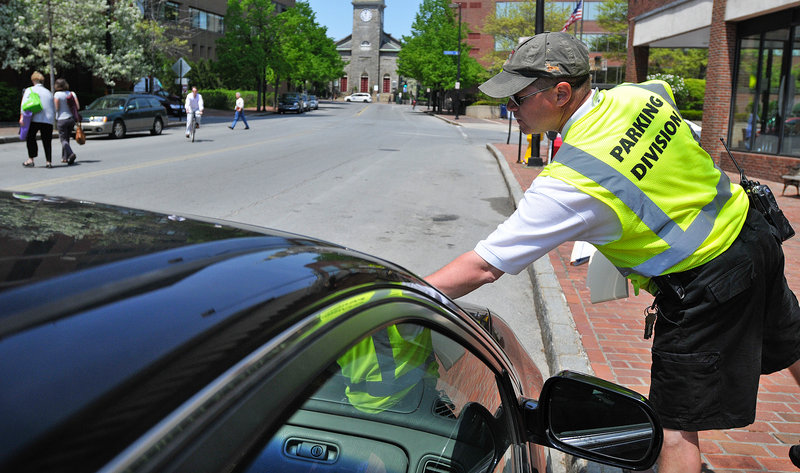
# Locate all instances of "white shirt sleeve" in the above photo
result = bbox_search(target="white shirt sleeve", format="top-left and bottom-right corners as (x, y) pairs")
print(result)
(474, 176), (622, 275)
(198, 95), (204, 111)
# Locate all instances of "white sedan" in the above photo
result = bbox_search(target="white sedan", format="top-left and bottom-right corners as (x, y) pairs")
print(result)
(345, 92), (372, 103)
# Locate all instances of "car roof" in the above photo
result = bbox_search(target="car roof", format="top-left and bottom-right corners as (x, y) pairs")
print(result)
(0, 191), (428, 471)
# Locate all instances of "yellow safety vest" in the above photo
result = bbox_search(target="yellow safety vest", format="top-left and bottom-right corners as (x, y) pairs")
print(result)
(337, 324), (438, 414)
(541, 80), (749, 293)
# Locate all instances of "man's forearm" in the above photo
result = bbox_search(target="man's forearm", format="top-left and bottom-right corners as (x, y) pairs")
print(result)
(425, 250), (504, 299)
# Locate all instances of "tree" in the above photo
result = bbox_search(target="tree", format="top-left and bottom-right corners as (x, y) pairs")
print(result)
(648, 48), (708, 79)
(137, 0), (191, 94)
(279, 2), (344, 94)
(216, 0), (277, 110)
(217, 0), (344, 108)
(0, 0), (152, 87)
(594, 0), (627, 63)
(480, 0), (571, 74)
(398, 0), (483, 112)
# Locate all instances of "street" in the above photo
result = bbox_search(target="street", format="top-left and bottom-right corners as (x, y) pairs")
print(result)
(0, 101), (550, 378)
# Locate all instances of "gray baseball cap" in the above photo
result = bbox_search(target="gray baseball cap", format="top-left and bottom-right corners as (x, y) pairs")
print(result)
(479, 32), (590, 98)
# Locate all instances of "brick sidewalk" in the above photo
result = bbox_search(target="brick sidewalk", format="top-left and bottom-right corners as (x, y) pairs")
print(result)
(494, 141), (800, 473)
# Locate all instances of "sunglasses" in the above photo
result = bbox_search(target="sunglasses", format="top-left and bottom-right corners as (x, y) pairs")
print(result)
(508, 85), (555, 108)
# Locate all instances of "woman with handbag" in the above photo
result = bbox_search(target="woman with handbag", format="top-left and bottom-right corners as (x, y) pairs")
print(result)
(20, 71), (54, 168)
(53, 78), (79, 165)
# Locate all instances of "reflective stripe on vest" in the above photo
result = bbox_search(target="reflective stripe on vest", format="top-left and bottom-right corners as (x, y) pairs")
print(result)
(345, 327), (434, 397)
(544, 81), (747, 279)
(557, 141), (732, 276)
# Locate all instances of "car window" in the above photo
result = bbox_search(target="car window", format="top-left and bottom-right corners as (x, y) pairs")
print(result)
(242, 322), (513, 473)
(134, 98), (151, 109)
(126, 99), (137, 110)
(88, 97), (125, 110)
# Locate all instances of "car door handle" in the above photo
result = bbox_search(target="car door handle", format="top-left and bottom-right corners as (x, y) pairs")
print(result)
(284, 437), (339, 463)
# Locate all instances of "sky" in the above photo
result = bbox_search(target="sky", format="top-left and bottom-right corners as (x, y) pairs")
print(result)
(305, 0), (425, 41)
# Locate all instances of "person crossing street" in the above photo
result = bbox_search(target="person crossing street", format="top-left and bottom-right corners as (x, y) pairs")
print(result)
(228, 92), (250, 130)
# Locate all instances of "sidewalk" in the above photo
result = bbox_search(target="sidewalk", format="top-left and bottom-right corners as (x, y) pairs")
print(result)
(470, 119), (800, 472)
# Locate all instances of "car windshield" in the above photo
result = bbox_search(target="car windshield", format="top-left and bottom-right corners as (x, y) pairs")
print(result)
(88, 97), (126, 110)
(281, 94), (299, 100)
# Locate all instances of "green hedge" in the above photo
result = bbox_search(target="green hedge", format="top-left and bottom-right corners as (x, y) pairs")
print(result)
(200, 89), (261, 110)
(0, 82), (21, 121)
(680, 109), (703, 121)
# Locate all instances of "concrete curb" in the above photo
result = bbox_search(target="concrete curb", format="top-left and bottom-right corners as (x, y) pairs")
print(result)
(486, 143), (618, 473)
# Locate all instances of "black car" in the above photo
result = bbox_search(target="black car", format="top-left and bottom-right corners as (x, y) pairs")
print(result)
(149, 89), (183, 117)
(0, 191), (662, 473)
(278, 92), (305, 114)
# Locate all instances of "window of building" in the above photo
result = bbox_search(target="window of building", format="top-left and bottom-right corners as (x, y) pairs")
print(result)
(361, 41), (371, 50)
(383, 75), (391, 93)
(360, 75), (369, 93)
(340, 76), (348, 93)
(731, 13), (800, 157)
(163, 1), (179, 23)
(190, 7), (224, 33)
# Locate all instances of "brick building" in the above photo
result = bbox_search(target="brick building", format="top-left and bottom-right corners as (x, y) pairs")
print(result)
(154, 0), (294, 61)
(628, 0), (800, 182)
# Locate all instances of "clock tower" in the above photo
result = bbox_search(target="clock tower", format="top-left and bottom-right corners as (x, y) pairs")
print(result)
(335, 0), (401, 100)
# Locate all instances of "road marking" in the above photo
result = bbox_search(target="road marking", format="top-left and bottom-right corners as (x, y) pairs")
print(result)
(356, 105), (370, 117)
(13, 134), (302, 190)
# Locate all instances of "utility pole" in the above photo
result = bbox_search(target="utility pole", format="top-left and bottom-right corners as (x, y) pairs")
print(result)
(450, 3), (462, 120)
(47, 0), (55, 92)
(527, 0), (546, 166)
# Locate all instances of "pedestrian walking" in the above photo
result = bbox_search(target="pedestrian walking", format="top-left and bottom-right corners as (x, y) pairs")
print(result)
(53, 78), (78, 166)
(229, 92), (250, 130)
(424, 31), (800, 473)
(20, 71), (54, 168)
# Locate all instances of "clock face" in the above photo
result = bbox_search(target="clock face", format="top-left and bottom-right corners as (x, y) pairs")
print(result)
(360, 9), (372, 22)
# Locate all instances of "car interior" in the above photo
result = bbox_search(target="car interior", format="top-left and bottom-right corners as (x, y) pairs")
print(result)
(243, 323), (514, 473)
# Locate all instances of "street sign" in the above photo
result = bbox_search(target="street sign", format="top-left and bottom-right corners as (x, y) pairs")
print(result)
(172, 57), (191, 77)
(443, 50), (459, 55)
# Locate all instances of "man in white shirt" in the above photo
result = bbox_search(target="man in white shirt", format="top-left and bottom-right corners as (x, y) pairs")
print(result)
(185, 87), (203, 137)
(425, 31), (800, 473)
(228, 92), (250, 130)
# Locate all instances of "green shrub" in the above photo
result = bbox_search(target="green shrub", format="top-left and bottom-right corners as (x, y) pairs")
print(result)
(684, 78), (706, 111)
(199, 89), (259, 110)
(470, 100), (502, 106)
(0, 82), (21, 121)
(680, 109), (703, 121)
(647, 73), (689, 108)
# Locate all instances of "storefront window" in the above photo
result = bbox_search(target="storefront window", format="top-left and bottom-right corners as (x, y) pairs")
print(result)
(785, 29), (800, 156)
(731, 23), (800, 157)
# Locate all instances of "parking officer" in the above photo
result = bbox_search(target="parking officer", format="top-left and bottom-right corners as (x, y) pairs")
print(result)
(425, 31), (800, 472)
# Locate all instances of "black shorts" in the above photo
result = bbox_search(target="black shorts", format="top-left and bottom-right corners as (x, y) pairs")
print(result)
(648, 208), (800, 431)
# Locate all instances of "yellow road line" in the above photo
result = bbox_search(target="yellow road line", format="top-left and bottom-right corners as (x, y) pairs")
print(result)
(14, 134), (299, 191)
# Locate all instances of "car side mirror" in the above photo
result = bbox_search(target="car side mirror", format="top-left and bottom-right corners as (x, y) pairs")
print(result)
(522, 371), (662, 470)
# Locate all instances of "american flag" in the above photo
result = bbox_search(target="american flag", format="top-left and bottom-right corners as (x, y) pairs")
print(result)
(561, 0), (583, 32)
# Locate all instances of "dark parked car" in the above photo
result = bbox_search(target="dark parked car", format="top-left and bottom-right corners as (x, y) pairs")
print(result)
(0, 191), (662, 473)
(81, 93), (167, 139)
(149, 89), (183, 117)
(278, 92), (304, 114)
